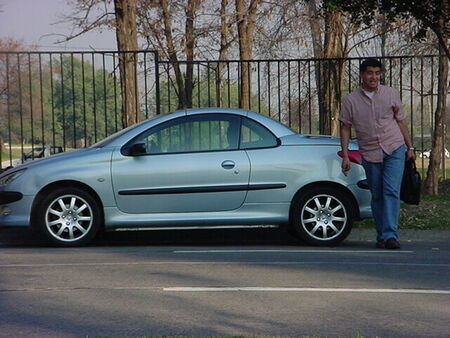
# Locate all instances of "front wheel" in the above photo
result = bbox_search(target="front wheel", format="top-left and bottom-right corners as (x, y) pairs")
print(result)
(290, 186), (354, 246)
(36, 187), (102, 247)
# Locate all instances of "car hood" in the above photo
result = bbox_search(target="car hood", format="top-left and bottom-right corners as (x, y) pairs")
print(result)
(280, 134), (359, 149)
(12, 148), (95, 171)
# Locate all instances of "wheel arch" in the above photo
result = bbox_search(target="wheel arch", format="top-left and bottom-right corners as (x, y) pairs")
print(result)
(289, 181), (360, 223)
(30, 180), (105, 230)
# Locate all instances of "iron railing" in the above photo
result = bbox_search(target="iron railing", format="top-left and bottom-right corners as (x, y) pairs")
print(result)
(0, 50), (447, 178)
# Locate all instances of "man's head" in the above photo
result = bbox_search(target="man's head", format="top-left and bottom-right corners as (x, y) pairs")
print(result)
(359, 58), (383, 92)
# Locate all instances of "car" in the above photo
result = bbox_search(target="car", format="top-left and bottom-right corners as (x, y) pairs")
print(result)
(0, 108), (371, 247)
(3, 145), (64, 168)
(22, 145), (64, 162)
(419, 149), (450, 159)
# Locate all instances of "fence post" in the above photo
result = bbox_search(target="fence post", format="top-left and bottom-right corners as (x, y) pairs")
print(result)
(154, 51), (161, 115)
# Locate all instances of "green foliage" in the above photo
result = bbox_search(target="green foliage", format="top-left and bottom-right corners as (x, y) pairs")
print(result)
(51, 56), (121, 147)
(158, 74), (270, 116)
(324, 0), (449, 44)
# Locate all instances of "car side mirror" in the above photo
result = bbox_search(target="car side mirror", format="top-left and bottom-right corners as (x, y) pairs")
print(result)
(121, 142), (147, 156)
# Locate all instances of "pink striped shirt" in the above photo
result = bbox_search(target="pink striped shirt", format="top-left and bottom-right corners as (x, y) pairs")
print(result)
(339, 85), (405, 163)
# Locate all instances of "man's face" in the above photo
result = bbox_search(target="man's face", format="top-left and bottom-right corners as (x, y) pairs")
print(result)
(360, 66), (382, 91)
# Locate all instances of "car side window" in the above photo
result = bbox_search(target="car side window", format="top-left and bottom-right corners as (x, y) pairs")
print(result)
(138, 114), (241, 154)
(240, 117), (278, 149)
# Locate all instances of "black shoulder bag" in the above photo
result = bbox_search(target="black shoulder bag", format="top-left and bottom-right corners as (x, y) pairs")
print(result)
(400, 158), (421, 205)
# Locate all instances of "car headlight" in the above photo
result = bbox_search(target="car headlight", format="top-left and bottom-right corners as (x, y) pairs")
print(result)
(0, 169), (26, 187)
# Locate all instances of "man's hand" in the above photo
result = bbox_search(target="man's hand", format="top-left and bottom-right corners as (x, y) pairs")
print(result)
(407, 149), (416, 161)
(339, 122), (352, 176)
(341, 156), (351, 176)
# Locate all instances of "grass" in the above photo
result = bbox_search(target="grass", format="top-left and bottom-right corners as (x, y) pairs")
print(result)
(105, 336), (369, 338)
(356, 193), (450, 230)
(0, 148), (24, 162)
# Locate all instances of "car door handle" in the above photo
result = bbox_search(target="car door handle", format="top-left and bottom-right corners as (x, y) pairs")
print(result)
(221, 160), (235, 169)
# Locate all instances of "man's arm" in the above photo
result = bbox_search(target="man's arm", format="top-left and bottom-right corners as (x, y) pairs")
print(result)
(340, 122), (352, 175)
(396, 119), (416, 160)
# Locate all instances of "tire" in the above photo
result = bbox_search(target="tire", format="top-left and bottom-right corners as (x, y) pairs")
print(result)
(290, 186), (354, 246)
(36, 187), (102, 247)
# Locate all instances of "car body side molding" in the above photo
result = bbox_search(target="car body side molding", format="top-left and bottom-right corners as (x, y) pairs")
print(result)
(118, 183), (287, 195)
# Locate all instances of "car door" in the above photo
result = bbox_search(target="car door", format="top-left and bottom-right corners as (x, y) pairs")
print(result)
(111, 113), (250, 214)
(239, 117), (290, 203)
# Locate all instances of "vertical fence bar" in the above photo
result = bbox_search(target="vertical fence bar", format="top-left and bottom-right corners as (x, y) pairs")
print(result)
(143, 52), (148, 118)
(27, 54), (34, 154)
(297, 60), (301, 133)
(60, 54), (67, 149)
(257, 61), (261, 113)
(6, 55), (12, 166)
(112, 53), (119, 131)
(308, 60), (312, 134)
(227, 62), (231, 108)
(420, 56), (425, 175)
(17, 54), (24, 157)
(207, 62), (211, 107)
(81, 53), (87, 145)
(102, 53), (108, 137)
(38, 54), (45, 147)
(154, 52), (161, 115)
(49, 54), (56, 148)
(197, 62), (201, 107)
(287, 61), (291, 128)
(91, 54), (97, 142)
(71, 53), (77, 149)
(134, 51), (139, 122)
(267, 62), (271, 117)
(277, 61), (281, 122)
(410, 57), (414, 144)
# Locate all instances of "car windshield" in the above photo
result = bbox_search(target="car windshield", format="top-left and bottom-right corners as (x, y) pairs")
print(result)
(90, 121), (147, 148)
(25, 148), (44, 159)
(90, 112), (178, 148)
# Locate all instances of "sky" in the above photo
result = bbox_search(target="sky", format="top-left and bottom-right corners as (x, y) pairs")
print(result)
(0, 0), (117, 51)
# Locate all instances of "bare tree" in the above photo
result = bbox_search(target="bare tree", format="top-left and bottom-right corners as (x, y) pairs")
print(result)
(216, 0), (235, 106)
(61, 0), (139, 127)
(308, 0), (346, 135)
(138, 0), (202, 109)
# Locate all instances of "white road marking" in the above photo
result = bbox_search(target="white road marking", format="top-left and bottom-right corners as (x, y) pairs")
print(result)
(0, 261), (449, 268)
(1, 286), (449, 295)
(173, 249), (414, 254)
(163, 287), (450, 295)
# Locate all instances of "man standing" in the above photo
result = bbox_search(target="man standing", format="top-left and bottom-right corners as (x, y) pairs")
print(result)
(339, 58), (416, 249)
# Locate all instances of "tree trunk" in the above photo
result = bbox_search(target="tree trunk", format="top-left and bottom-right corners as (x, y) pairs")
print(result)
(235, 0), (261, 110)
(322, 10), (345, 136)
(184, 0), (199, 109)
(216, 0), (231, 107)
(160, 0), (186, 109)
(308, 1), (345, 135)
(423, 41), (449, 194)
(114, 0), (139, 128)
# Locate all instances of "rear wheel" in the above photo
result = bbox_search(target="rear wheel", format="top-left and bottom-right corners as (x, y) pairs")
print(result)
(290, 186), (354, 246)
(36, 187), (101, 247)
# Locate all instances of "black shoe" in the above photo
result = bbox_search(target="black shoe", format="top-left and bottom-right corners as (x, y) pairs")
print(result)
(385, 238), (401, 249)
(375, 240), (385, 249)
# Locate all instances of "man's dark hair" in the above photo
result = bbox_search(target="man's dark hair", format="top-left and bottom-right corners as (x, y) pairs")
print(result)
(360, 58), (383, 72)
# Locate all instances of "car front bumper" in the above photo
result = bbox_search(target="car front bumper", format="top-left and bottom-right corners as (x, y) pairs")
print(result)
(0, 194), (33, 227)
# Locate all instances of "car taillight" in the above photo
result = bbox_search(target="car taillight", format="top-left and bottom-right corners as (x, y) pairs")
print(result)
(337, 150), (362, 164)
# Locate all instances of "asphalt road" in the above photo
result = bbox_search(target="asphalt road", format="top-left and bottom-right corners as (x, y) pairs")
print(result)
(0, 227), (449, 337)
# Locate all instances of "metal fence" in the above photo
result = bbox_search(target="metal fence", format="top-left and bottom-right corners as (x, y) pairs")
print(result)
(0, 50), (447, 177)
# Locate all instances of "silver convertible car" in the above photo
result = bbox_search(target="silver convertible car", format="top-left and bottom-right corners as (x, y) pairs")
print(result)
(0, 108), (371, 246)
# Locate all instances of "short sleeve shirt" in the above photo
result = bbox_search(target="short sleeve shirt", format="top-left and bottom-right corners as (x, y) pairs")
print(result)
(339, 85), (405, 163)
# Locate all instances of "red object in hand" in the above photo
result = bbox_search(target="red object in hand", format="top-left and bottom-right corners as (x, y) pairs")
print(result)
(337, 150), (362, 164)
